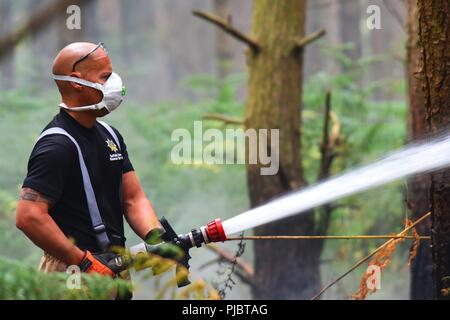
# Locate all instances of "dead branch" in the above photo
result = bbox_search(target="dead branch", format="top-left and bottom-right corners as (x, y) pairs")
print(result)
(204, 244), (254, 284)
(317, 92), (342, 182)
(199, 257), (254, 287)
(318, 91), (333, 181)
(315, 92), (342, 238)
(0, 0), (90, 61)
(192, 10), (261, 53)
(311, 212), (431, 300)
(202, 113), (244, 125)
(290, 29), (326, 51)
(232, 270), (255, 287)
(198, 258), (222, 270)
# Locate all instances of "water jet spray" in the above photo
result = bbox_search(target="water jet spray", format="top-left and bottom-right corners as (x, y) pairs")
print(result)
(110, 133), (450, 286)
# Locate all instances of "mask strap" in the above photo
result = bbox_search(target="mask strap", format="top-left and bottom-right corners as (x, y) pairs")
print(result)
(53, 75), (103, 91)
(59, 102), (106, 112)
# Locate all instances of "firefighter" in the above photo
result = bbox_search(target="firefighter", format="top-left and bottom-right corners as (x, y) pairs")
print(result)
(16, 42), (162, 298)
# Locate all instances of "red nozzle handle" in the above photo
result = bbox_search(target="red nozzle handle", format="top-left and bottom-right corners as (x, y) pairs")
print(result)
(206, 218), (227, 242)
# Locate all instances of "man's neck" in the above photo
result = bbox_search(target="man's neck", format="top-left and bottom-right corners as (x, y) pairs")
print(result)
(61, 100), (97, 128)
(65, 111), (97, 128)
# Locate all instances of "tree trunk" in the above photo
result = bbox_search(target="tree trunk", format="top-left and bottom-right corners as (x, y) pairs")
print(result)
(120, 0), (149, 60)
(214, 0), (233, 82)
(0, 0), (15, 89)
(339, 0), (361, 66)
(85, 0), (100, 41)
(28, 0), (48, 78)
(406, 0), (433, 300)
(417, 0), (450, 300)
(246, 0), (321, 299)
(57, 1), (85, 48)
(327, 0), (341, 74)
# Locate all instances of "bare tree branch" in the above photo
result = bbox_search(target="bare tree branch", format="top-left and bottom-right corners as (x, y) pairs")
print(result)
(204, 244), (254, 283)
(232, 270), (255, 287)
(311, 212), (431, 300)
(318, 91), (340, 181)
(203, 113), (244, 125)
(200, 257), (254, 287)
(290, 29), (326, 51)
(192, 10), (261, 53)
(0, 0), (91, 61)
(198, 258), (222, 270)
(315, 92), (341, 239)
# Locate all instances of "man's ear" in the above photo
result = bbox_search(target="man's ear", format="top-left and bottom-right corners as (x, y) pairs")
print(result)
(68, 71), (83, 90)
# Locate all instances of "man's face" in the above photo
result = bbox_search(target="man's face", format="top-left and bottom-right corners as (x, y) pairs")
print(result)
(73, 48), (113, 116)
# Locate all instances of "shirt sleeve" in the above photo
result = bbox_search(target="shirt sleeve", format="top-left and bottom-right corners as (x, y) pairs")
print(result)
(22, 135), (76, 202)
(112, 127), (134, 173)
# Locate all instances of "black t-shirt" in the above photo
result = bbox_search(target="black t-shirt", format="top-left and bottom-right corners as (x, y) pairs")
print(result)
(22, 110), (134, 252)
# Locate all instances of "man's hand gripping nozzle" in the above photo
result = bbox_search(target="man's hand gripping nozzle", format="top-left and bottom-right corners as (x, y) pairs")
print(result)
(108, 217), (227, 287)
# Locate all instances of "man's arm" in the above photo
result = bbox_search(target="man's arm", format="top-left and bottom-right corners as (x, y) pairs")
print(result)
(122, 171), (161, 240)
(16, 187), (85, 266)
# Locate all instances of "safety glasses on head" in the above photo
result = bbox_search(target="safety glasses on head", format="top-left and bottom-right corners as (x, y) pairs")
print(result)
(72, 42), (107, 72)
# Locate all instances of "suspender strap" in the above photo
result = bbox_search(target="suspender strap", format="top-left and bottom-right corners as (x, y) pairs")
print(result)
(38, 127), (111, 251)
(97, 121), (121, 151)
(97, 121), (125, 211)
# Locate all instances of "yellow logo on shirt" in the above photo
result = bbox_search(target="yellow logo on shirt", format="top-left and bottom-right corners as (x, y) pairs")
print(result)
(106, 139), (118, 153)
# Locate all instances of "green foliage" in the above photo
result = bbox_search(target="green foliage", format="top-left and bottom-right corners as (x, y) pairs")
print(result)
(0, 189), (16, 219)
(0, 256), (131, 300)
(302, 69), (406, 183)
(0, 74), (251, 299)
(108, 74), (250, 228)
(301, 47), (409, 297)
(0, 48), (409, 298)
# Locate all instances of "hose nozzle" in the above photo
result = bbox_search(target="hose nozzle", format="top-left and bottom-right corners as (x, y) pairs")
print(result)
(186, 218), (227, 248)
(205, 218), (227, 243)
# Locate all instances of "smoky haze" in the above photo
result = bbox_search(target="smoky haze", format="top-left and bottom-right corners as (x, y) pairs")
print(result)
(0, 0), (408, 300)
(0, 0), (405, 104)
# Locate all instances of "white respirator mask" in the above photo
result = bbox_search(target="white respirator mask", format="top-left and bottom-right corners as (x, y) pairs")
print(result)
(53, 72), (126, 113)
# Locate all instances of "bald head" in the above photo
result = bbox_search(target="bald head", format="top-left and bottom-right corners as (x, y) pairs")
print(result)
(52, 42), (113, 111)
(52, 42), (110, 75)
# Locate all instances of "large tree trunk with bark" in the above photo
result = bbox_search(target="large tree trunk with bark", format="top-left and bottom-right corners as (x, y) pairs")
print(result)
(406, 0), (433, 300)
(417, 0), (450, 300)
(245, 0), (320, 299)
